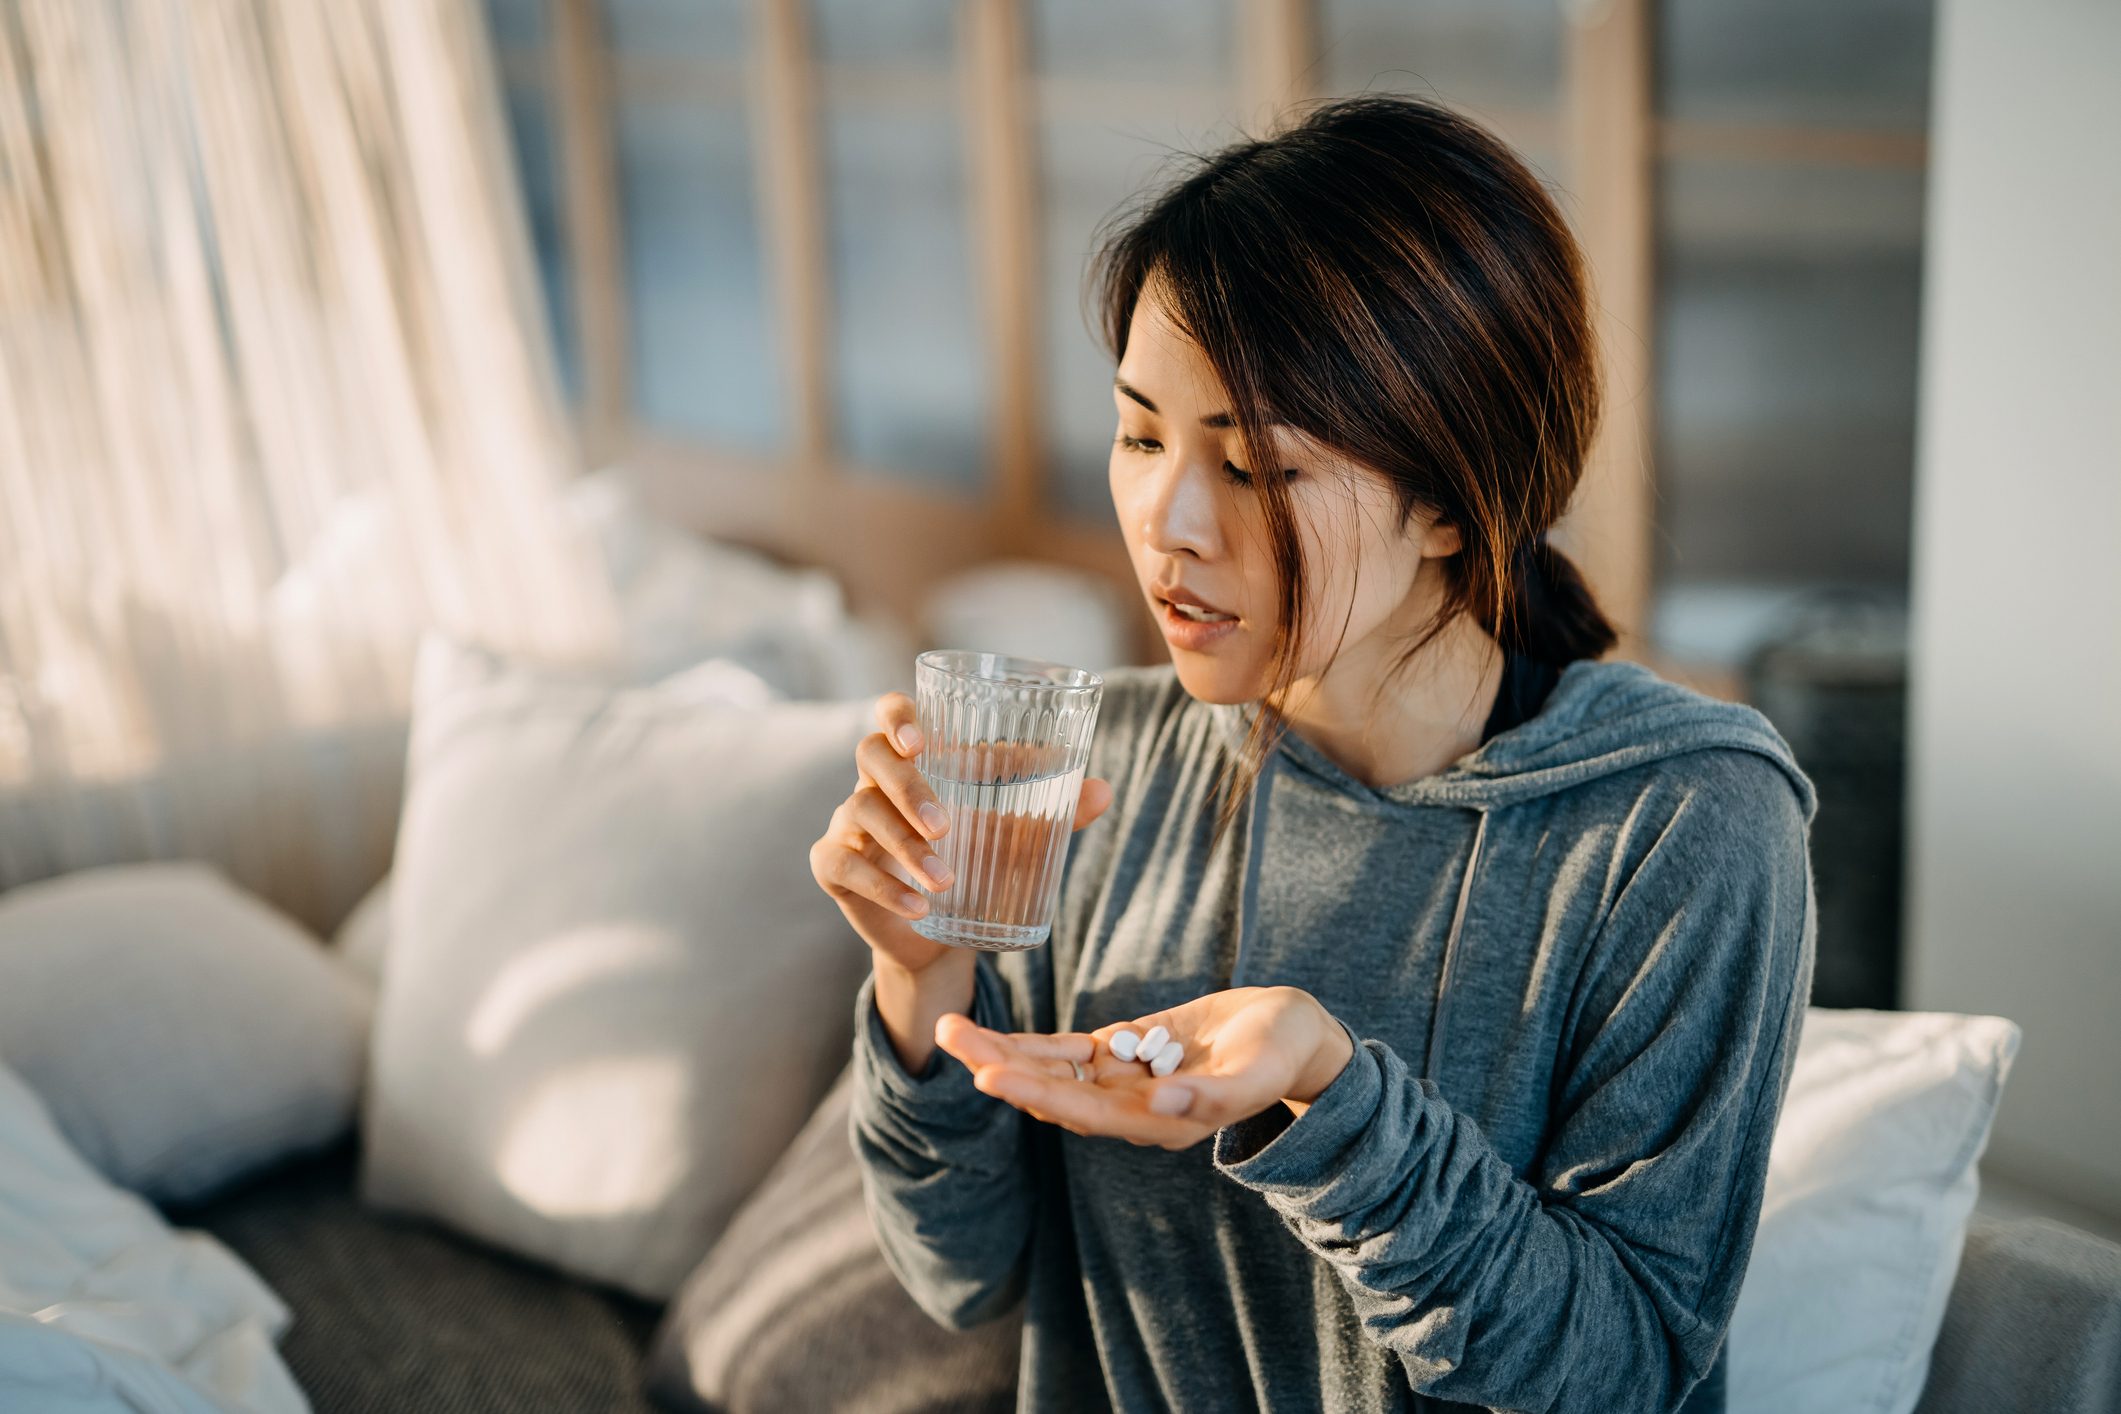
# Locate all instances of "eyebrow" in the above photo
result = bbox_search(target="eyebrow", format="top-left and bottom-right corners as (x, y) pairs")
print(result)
(1114, 376), (1282, 430)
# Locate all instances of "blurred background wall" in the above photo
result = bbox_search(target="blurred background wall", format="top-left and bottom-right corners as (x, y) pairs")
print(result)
(483, 0), (1933, 669)
(1905, 0), (2120, 1230)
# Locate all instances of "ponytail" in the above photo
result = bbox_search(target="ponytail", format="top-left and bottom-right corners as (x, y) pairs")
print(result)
(1497, 533), (1617, 667)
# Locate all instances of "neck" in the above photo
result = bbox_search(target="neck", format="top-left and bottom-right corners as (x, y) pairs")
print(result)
(1266, 608), (1504, 791)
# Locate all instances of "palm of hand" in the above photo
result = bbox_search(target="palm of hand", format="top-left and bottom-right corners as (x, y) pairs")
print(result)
(932, 984), (1329, 1150)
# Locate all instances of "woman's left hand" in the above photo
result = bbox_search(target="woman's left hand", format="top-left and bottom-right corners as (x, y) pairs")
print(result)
(932, 985), (1355, 1149)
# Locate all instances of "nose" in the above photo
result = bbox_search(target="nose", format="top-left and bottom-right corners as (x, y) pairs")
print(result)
(1137, 453), (1222, 562)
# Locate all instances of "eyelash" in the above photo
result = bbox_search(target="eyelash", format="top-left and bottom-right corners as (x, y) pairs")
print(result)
(1113, 434), (1296, 488)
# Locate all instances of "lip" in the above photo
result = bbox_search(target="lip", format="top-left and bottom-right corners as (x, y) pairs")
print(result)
(1154, 583), (1233, 615)
(1153, 589), (1242, 650)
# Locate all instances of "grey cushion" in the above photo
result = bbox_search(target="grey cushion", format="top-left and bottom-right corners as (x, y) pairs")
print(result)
(163, 1137), (664, 1413)
(646, 1062), (1021, 1414)
(1916, 1212), (2121, 1414)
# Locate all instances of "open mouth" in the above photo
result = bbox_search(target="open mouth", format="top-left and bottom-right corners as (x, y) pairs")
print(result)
(1165, 600), (1236, 624)
(1153, 589), (1241, 646)
(1155, 590), (1237, 624)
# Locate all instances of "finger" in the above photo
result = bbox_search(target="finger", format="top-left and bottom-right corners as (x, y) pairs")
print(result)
(1071, 777), (1114, 832)
(813, 835), (930, 920)
(971, 1053), (1218, 1141)
(1135, 1070), (1256, 1124)
(936, 1022), (1093, 1078)
(933, 1013), (1010, 1069)
(850, 785), (954, 892)
(941, 1047), (1077, 1093)
(972, 1064), (1198, 1146)
(873, 692), (923, 756)
(855, 731), (951, 841)
(1000, 1031), (1097, 1063)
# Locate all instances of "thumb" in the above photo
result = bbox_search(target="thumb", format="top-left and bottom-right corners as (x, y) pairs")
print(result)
(1143, 1069), (1257, 1124)
(1148, 1083), (1195, 1116)
(1071, 776), (1114, 831)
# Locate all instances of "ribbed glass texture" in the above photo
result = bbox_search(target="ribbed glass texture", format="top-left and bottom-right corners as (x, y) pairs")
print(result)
(909, 650), (1104, 950)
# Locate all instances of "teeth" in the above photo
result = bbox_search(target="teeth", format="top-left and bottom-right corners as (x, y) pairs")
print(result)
(1172, 602), (1233, 622)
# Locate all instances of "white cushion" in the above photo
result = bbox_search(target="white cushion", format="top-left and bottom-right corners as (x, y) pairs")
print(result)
(0, 1061), (307, 1414)
(565, 467), (913, 699)
(331, 873), (392, 989)
(0, 863), (371, 1205)
(359, 633), (877, 1299)
(1728, 1006), (2022, 1414)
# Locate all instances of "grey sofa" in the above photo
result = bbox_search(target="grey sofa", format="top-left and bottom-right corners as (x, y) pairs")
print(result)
(163, 1085), (2121, 1414)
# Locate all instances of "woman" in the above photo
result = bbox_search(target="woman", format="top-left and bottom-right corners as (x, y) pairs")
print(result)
(810, 94), (1815, 1413)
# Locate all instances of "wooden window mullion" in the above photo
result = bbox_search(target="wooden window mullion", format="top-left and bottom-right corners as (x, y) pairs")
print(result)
(962, 0), (1042, 550)
(552, 0), (630, 466)
(755, 0), (833, 544)
(1562, 0), (1656, 657)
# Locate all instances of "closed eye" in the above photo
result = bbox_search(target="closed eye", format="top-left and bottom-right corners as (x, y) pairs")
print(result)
(1113, 434), (1298, 489)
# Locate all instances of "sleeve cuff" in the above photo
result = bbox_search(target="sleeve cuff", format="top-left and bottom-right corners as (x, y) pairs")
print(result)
(853, 956), (1013, 1112)
(1212, 1013), (1384, 1199)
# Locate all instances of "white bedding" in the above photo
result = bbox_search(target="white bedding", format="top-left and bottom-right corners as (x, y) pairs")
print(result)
(0, 1063), (307, 1414)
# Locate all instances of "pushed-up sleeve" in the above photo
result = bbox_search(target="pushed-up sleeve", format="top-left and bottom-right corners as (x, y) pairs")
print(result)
(847, 953), (1035, 1331)
(1212, 751), (1816, 1413)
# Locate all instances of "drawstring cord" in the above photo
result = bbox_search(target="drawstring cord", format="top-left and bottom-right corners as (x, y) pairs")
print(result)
(1228, 749), (1278, 989)
(1423, 808), (1489, 1083)
(1229, 736), (1487, 1086)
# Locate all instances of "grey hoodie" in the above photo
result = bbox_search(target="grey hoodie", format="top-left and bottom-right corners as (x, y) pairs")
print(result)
(849, 659), (1816, 1413)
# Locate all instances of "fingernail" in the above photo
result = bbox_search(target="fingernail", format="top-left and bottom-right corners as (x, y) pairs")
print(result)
(920, 854), (952, 888)
(918, 802), (948, 836)
(900, 891), (927, 915)
(1149, 1086), (1194, 1116)
(896, 724), (921, 753)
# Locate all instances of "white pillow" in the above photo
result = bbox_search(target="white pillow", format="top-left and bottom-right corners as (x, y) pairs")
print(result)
(564, 467), (914, 699)
(331, 873), (392, 989)
(1727, 1006), (2022, 1414)
(359, 634), (877, 1299)
(0, 863), (372, 1205)
(0, 1061), (306, 1414)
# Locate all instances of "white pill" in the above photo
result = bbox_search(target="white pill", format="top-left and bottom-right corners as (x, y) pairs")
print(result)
(1149, 1041), (1183, 1077)
(1110, 1029), (1141, 1062)
(1138, 1025), (1170, 1061)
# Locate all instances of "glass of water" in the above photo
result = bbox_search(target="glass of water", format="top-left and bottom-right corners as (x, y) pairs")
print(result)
(909, 649), (1104, 950)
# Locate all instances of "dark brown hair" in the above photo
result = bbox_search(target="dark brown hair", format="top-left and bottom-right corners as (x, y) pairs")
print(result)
(1086, 93), (1618, 847)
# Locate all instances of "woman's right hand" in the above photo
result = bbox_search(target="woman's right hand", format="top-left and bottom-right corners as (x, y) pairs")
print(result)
(811, 690), (1115, 978)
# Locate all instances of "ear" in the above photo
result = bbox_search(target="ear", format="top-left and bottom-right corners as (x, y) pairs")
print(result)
(1419, 516), (1463, 558)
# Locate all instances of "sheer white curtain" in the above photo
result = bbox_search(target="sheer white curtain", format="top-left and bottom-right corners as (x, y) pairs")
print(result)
(0, 0), (618, 930)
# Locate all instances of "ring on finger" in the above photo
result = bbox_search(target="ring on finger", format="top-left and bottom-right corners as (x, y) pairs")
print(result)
(1069, 1060), (1087, 1082)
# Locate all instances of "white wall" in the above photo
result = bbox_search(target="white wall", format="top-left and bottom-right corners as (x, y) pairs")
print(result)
(1906, 0), (2121, 1220)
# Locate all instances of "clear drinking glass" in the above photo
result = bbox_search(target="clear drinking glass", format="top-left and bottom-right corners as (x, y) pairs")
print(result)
(909, 649), (1104, 950)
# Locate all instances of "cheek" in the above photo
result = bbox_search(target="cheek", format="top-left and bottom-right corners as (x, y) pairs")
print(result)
(1109, 455), (1143, 535)
(1294, 504), (1412, 638)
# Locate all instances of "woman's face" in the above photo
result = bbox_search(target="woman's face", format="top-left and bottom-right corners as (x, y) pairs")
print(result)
(1109, 277), (1459, 706)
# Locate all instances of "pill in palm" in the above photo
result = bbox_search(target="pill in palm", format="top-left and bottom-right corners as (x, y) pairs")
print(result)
(1110, 1029), (1141, 1062)
(1149, 1041), (1183, 1077)
(1138, 1025), (1170, 1062)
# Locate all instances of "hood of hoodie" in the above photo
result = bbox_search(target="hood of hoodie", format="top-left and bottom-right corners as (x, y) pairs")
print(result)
(1210, 657), (1818, 824)
(1208, 657), (1815, 1082)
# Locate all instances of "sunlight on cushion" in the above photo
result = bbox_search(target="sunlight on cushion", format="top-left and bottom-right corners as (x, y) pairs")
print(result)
(466, 925), (689, 1058)
(682, 1201), (876, 1382)
(497, 1055), (692, 1219)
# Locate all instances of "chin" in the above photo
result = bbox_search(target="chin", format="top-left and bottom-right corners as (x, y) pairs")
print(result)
(1166, 654), (1259, 706)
